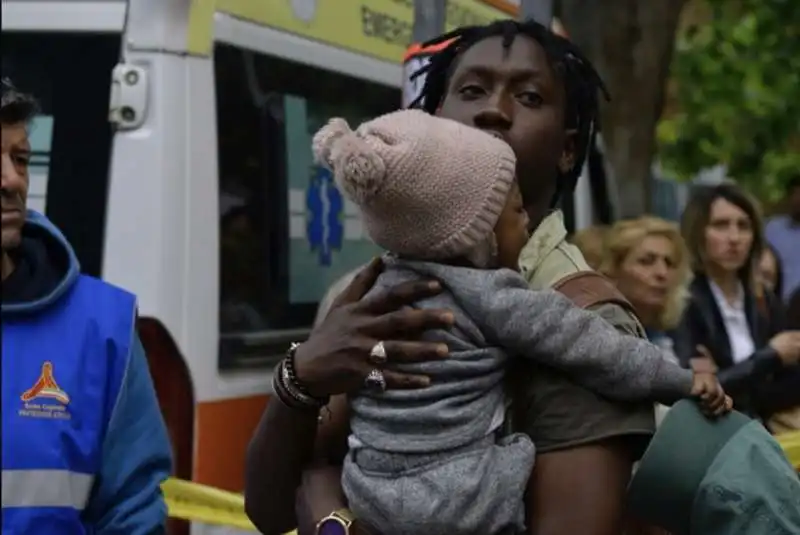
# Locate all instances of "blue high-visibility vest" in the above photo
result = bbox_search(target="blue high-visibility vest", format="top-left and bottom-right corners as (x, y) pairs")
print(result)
(1, 275), (136, 534)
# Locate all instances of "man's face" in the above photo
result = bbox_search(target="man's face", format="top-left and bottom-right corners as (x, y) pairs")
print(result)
(1, 122), (30, 250)
(437, 35), (576, 224)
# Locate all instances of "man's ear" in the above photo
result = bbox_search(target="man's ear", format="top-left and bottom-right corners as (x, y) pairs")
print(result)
(558, 129), (578, 174)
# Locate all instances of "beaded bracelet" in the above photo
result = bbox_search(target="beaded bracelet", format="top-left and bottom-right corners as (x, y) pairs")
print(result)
(286, 343), (329, 404)
(272, 362), (298, 407)
(273, 363), (318, 411)
(284, 343), (311, 395)
(273, 344), (329, 410)
(273, 369), (332, 424)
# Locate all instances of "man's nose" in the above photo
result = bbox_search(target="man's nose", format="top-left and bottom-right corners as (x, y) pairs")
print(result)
(1, 153), (20, 189)
(473, 92), (512, 130)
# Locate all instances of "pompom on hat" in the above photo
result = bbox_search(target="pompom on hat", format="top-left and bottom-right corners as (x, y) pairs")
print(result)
(312, 109), (517, 263)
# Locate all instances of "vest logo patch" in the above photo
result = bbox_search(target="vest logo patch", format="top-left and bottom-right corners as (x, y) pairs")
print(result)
(19, 361), (71, 420)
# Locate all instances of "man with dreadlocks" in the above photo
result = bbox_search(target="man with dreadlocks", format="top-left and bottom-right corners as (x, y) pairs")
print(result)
(244, 19), (659, 535)
(309, 105), (729, 535)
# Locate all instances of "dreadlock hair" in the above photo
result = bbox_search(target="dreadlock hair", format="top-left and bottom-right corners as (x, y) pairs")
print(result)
(409, 19), (609, 206)
(1, 77), (39, 125)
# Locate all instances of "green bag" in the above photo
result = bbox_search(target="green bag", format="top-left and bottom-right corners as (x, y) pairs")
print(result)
(628, 400), (800, 535)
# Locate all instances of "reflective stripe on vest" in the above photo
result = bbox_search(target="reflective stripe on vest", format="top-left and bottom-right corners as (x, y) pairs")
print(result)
(2, 275), (136, 534)
(2, 470), (94, 509)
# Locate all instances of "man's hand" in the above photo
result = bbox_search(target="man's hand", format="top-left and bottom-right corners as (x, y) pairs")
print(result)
(294, 257), (454, 397)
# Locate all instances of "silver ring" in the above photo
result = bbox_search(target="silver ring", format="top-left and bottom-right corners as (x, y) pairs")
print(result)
(364, 368), (387, 392)
(369, 341), (388, 365)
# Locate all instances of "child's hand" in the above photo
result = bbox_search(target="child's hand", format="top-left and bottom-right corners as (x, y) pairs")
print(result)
(690, 372), (732, 417)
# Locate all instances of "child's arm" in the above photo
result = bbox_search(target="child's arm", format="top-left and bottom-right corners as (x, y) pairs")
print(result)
(466, 269), (694, 403)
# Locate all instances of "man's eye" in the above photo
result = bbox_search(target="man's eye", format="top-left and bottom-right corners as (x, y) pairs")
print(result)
(458, 85), (484, 97)
(518, 91), (543, 106)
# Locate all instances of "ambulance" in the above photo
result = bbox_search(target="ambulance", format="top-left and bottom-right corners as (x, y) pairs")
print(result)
(2, 0), (613, 532)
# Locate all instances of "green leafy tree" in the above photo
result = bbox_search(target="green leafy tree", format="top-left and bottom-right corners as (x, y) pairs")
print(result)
(658, 0), (800, 202)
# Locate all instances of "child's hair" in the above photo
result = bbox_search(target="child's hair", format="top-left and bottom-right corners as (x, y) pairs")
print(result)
(410, 19), (609, 203)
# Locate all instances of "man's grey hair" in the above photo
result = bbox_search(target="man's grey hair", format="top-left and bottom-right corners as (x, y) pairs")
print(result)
(1, 78), (39, 125)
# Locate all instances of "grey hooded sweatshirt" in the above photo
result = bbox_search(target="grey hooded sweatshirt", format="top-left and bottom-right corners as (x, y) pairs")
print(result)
(342, 255), (694, 535)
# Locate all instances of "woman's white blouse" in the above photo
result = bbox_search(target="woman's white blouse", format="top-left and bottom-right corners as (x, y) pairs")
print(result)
(708, 280), (756, 364)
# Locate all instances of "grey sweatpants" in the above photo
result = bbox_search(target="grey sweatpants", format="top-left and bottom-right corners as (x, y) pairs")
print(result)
(341, 433), (535, 535)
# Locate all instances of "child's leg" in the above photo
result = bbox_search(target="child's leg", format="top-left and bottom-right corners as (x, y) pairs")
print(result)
(342, 433), (535, 535)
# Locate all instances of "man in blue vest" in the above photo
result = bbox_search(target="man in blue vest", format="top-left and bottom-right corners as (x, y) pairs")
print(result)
(1, 79), (172, 533)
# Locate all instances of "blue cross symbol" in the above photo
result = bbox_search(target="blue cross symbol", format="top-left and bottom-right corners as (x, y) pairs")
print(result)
(306, 166), (344, 266)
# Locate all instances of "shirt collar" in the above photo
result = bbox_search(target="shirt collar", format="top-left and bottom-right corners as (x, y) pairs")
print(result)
(518, 210), (567, 277)
(708, 279), (744, 313)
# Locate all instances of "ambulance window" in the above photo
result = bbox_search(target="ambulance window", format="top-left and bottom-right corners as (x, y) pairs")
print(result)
(214, 43), (397, 370)
(1, 32), (119, 278)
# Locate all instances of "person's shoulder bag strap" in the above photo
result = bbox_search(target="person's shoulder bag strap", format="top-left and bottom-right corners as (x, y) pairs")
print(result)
(553, 271), (640, 321)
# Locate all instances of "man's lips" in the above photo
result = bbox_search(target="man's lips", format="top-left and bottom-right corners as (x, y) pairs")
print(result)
(2, 208), (24, 222)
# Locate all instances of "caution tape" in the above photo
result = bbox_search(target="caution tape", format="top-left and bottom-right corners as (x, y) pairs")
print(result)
(161, 478), (296, 534)
(161, 478), (256, 531)
(162, 431), (800, 531)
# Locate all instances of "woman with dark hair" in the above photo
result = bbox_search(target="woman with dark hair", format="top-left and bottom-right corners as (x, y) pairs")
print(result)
(675, 182), (800, 422)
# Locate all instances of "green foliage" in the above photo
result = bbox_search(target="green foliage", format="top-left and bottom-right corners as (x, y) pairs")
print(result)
(658, 0), (800, 201)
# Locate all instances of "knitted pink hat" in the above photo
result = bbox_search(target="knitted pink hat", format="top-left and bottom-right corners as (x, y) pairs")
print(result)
(312, 109), (516, 264)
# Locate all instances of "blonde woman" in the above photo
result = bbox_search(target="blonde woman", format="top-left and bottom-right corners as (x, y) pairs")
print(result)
(597, 217), (691, 535)
(599, 217), (691, 347)
(599, 217), (692, 428)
